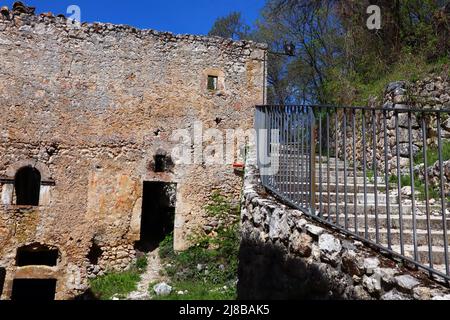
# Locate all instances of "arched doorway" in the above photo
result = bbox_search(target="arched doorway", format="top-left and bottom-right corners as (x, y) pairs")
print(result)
(14, 166), (41, 206)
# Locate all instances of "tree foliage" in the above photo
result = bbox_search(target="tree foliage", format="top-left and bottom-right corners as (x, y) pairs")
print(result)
(208, 11), (250, 40)
(209, 1), (450, 105)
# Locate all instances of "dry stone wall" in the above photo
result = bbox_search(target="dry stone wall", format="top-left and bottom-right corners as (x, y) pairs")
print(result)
(0, 7), (266, 299)
(239, 150), (450, 300)
(336, 74), (450, 175)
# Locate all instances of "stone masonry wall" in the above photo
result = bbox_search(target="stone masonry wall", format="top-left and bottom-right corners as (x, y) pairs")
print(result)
(239, 149), (450, 300)
(336, 74), (450, 175)
(0, 6), (266, 299)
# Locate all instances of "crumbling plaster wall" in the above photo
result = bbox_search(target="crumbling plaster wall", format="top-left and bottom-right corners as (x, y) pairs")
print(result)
(0, 10), (266, 299)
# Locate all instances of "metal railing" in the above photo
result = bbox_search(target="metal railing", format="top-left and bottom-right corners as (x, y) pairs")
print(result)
(255, 104), (450, 283)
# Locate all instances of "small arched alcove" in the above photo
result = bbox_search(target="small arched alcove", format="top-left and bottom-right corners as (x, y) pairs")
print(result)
(14, 166), (41, 206)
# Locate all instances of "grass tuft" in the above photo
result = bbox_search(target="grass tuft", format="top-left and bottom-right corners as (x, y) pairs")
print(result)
(89, 271), (141, 300)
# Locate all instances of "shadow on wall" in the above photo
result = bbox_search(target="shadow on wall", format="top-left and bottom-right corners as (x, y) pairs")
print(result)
(237, 238), (346, 300)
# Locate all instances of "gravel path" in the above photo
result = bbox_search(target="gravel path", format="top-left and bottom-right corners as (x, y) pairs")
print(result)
(127, 248), (166, 300)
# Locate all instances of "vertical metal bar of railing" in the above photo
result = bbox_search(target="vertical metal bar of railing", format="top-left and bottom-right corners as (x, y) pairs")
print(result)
(362, 110), (368, 239)
(335, 110), (340, 225)
(280, 107), (285, 196)
(297, 107), (302, 206)
(268, 106), (272, 187)
(372, 109), (380, 243)
(288, 107), (292, 201)
(352, 109), (358, 234)
(319, 107), (323, 218)
(437, 113), (450, 278)
(408, 111), (419, 262)
(343, 110), (349, 229)
(421, 114), (434, 272)
(267, 106), (272, 188)
(300, 110), (305, 207)
(255, 107), (260, 173)
(383, 110), (392, 250)
(310, 107), (316, 216)
(395, 111), (405, 256)
(277, 106), (282, 190)
(327, 111), (331, 221)
(308, 107), (312, 210)
(293, 107), (298, 205)
(264, 107), (269, 187)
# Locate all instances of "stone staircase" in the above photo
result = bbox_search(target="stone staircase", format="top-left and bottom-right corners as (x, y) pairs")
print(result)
(272, 153), (450, 275)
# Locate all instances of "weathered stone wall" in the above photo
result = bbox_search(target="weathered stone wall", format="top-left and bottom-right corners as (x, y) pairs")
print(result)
(239, 150), (450, 300)
(336, 74), (450, 174)
(0, 8), (266, 299)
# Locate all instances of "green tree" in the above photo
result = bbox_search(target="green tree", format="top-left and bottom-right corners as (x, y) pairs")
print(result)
(208, 12), (250, 40)
(209, 1), (448, 105)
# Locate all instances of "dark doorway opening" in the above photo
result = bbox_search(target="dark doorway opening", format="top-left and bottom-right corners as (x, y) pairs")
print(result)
(11, 279), (57, 301)
(16, 244), (59, 267)
(15, 166), (41, 206)
(135, 182), (176, 252)
(0, 267), (5, 298)
(87, 241), (103, 265)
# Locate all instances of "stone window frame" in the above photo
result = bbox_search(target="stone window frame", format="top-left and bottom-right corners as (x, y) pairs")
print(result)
(0, 160), (54, 207)
(203, 69), (225, 93)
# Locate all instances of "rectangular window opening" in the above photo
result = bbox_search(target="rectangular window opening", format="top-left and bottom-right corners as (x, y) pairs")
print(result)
(16, 246), (59, 267)
(208, 75), (218, 91)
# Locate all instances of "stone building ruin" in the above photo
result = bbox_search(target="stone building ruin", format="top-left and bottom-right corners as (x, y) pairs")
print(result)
(0, 5), (266, 300)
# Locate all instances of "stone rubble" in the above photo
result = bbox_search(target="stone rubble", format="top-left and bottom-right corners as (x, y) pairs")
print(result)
(153, 282), (172, 296)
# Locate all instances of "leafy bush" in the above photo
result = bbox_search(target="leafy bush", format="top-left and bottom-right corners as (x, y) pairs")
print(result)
(391, 174), (441, 201)
(414, 140), (450, 167)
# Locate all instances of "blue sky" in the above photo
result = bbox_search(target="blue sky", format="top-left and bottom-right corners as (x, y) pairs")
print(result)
(1, 0), (266, 35)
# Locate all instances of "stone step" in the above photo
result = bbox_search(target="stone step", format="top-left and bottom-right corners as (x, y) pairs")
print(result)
(323, 213), (450, 231)
(324, 204), (445, 216)
(278, 152), (344, 163)
(278, 166), (367, 175)
(357, 228), (450, 248)
(271, 176), (385, 185)
(275, 183), (383, 193)
(317, 183), (384, 193)
(388, 245), (450, 266)
(280, 191), (399, 205)
(281, 156), (365, 168)
(279, 161), (348, 170)
(279, 170), (382, 178)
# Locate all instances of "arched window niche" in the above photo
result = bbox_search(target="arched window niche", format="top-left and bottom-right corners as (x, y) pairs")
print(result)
(1, 161), (53, 207)
(14, 166), (41, 206)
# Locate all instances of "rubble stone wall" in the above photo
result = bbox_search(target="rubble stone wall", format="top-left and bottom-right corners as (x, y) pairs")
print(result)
(0, 8), (266, 299)
(335, 74), (450, 175)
